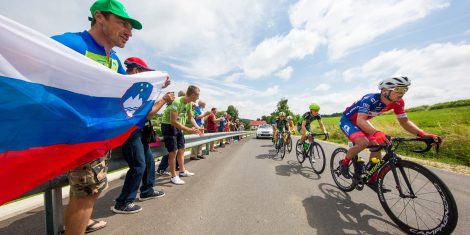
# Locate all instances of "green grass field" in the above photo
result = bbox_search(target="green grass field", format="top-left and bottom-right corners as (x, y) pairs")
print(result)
(309, 106), (470, 166)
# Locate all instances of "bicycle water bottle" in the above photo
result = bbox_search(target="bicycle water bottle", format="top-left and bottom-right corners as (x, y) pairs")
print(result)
(303, 141), (309, 151)
(367, 157), (380, 171)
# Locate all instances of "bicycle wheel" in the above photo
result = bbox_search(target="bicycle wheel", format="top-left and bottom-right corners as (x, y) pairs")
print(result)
(295, 140), (305, 163)
(330, 148), (355, 192)
(280, 138), (286, 160)
(287, 135), (293, 153)
(377, 160), (458, 235)
(308, 142), (326, 174)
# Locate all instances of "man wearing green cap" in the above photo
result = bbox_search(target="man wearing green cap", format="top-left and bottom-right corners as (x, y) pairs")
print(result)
(51, 0), (142, 234)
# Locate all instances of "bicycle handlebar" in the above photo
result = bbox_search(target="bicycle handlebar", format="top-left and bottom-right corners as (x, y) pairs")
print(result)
(310, 132), (329, 141)
(367, 136), (442, 154)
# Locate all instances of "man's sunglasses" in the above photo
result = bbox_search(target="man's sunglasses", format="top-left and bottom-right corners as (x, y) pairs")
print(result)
(390, 86), (409, 93)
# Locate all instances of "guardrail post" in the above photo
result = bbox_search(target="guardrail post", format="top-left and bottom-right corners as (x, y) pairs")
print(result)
(44, 188), (63, 235)
(205, 143), (210, 155)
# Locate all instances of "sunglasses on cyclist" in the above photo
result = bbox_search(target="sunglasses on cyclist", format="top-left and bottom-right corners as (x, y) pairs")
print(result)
(390, 86), (409, 93)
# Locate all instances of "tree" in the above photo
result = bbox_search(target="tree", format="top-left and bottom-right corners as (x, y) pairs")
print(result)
(273, 97), (292, 117)
(226, 105), (239, 120)
(261, 115), (267, 122)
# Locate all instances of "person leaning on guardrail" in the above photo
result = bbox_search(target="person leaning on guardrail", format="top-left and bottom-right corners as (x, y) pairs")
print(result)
(190, 100), (211, 159)
(206, 107), (224, 152)
(50, 0), (141, 233)
(156, 91), (186, 175)
(161, 85), (204, 185)
(111, 57), (173, 214)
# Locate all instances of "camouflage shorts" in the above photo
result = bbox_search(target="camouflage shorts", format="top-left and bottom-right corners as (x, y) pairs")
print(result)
(68, 155), (109, 197)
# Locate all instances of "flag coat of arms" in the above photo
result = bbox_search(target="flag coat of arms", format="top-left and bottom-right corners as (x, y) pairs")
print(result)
(0, 15), (167, 205)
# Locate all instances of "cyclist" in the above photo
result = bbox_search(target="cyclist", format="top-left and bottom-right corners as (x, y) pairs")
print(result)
(271, 116), (279, 143)
(338, 76), (439, 177)
(274, 112), (290, 147)
(287, 116), (296, 133)
(298, 103), (328, 151)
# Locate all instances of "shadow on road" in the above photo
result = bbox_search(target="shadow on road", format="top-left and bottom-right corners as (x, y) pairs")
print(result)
(255, 149), (280, 161)
(302, 183), (399, 234)
(275, 160), (321, 180)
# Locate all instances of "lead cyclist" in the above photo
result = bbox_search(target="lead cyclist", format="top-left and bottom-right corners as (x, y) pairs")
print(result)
(338, 76), (439, 178)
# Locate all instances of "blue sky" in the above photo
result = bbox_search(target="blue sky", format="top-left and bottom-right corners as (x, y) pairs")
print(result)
(1, 0), (470, 119)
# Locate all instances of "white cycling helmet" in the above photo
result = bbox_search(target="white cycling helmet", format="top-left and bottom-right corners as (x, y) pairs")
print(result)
(287, 116), (292, 120)
(378, 76), (411, 90)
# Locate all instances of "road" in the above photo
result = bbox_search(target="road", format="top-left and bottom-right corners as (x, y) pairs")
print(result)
(1, 137), (469, 234)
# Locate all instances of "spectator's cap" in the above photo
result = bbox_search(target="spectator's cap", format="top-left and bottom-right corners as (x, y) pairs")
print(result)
(124, 57), (154, 71)
(89, 0), (142, 30)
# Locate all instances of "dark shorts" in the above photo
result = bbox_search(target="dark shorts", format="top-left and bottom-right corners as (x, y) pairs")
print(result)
(162, 123), (185, 152)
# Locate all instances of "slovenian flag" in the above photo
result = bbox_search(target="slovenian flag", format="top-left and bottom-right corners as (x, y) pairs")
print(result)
(0, 15), (168, 205)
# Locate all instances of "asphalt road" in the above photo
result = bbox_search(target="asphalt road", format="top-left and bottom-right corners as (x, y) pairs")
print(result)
(1, 136), (468, 234)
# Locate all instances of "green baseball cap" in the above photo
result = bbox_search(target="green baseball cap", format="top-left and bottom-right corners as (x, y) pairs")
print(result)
(89, 0), (142, 30)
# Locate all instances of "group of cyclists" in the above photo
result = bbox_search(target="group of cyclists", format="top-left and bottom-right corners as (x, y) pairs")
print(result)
(271, 76), (439, 169)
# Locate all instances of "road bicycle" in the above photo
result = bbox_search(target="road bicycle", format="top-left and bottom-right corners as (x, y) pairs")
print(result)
(295, 133), (328, 174)
(274, 131), (287, 159)
(330, 136), (458, 235)
(285, 131), (293, 153)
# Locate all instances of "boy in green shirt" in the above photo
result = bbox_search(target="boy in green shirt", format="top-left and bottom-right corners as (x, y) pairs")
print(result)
(161, 85), (202, 184)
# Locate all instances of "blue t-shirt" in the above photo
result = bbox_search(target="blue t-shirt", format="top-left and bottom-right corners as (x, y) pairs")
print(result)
(51, 31), (138, 127)
(218, 118), (225, 132)
(51, 31), (126, 75)
(194, 106), (203, 126)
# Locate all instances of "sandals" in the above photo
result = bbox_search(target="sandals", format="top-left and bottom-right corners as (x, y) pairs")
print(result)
(85, 219), (107, 233)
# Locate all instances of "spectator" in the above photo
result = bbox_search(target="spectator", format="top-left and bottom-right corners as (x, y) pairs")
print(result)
(224, 115), (232, 145)
(218, 112), (227, 147)
(190, 100), (210, 159)
(51, 0), (141, 233)
(161, 85), (202, 185)
(233, 119), (240, 142)
(206, 108), (223, 152)
(156, 91), (186, 175)
(112, 57), (172, 214)
(238, 120), (245, 139)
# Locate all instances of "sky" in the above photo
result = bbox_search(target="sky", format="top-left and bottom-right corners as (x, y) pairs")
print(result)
(1, 0), (470, 119)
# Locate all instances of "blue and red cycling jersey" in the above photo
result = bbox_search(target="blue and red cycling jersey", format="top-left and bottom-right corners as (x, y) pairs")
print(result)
(340, 93), (407, 141)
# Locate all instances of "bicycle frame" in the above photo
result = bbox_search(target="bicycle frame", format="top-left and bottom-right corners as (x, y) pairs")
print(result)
(352, 136), (439, 195)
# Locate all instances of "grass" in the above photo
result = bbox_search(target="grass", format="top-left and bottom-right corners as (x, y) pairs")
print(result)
(309, 106), (470, 167)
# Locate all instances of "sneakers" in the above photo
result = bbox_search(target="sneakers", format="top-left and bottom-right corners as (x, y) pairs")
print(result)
(139, 191), (165, 201)
(171, 176), (185, 185)
(189, 156), (201, 160)
(197, 155), (206, 159)
(112, 203), (142, 214)
(179, 170), (195, 177)
(156, 170), (170, 176)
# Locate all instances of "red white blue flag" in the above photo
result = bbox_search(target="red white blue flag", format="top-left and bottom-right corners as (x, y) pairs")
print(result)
(0, 15), (168, 205)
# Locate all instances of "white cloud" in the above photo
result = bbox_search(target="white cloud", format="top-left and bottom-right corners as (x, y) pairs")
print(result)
(276, 66), (293, 80)
(224, 73), (243, 83)
(289, 0), (449, 60)
(243, 29), (324, 78)
(340, 42), (470, 108)
(240, 0), (448, 80)
(132, 0), (274, 78)
(314, 83), (330, 92)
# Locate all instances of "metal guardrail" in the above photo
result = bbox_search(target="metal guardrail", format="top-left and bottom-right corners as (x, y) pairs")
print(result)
(10, 131), (251, 235)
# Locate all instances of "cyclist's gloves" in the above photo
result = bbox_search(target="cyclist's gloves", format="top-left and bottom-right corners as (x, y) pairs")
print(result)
(372, 131), (387, 144)
(417, 130), (438, 140)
